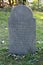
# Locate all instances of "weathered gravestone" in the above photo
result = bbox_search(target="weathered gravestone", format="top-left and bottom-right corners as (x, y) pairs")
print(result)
(8, 5), (36, 55)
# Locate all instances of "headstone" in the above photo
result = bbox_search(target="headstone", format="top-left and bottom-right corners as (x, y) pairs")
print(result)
(8, 5), (36, 55)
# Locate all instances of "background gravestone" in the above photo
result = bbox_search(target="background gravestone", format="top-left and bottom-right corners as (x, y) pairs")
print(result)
(8, 5), (36, 55)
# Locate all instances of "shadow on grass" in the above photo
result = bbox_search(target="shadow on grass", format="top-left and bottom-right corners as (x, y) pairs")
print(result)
(0, 7), (11, 12)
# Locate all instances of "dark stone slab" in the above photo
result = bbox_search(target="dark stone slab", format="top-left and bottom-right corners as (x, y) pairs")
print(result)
(8, 5), (36, 55)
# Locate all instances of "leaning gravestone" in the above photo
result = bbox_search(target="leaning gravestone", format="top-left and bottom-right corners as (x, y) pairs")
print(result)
(8, 5), (36, 55)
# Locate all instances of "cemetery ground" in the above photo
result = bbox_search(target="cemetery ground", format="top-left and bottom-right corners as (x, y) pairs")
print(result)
(0, 10), (43, 65)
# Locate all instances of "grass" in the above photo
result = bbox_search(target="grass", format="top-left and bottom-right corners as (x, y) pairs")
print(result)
(0, 10), (43, 65)
(34, 11), (43, 41)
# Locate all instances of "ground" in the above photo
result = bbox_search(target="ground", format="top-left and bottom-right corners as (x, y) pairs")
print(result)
(0, 9), (43, 65)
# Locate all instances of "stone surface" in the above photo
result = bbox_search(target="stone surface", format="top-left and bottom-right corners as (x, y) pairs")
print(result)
(8, 5), (36, 55)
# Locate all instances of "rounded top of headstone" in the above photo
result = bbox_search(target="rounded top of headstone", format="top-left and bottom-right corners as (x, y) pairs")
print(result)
(10, 5), (33, 21)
